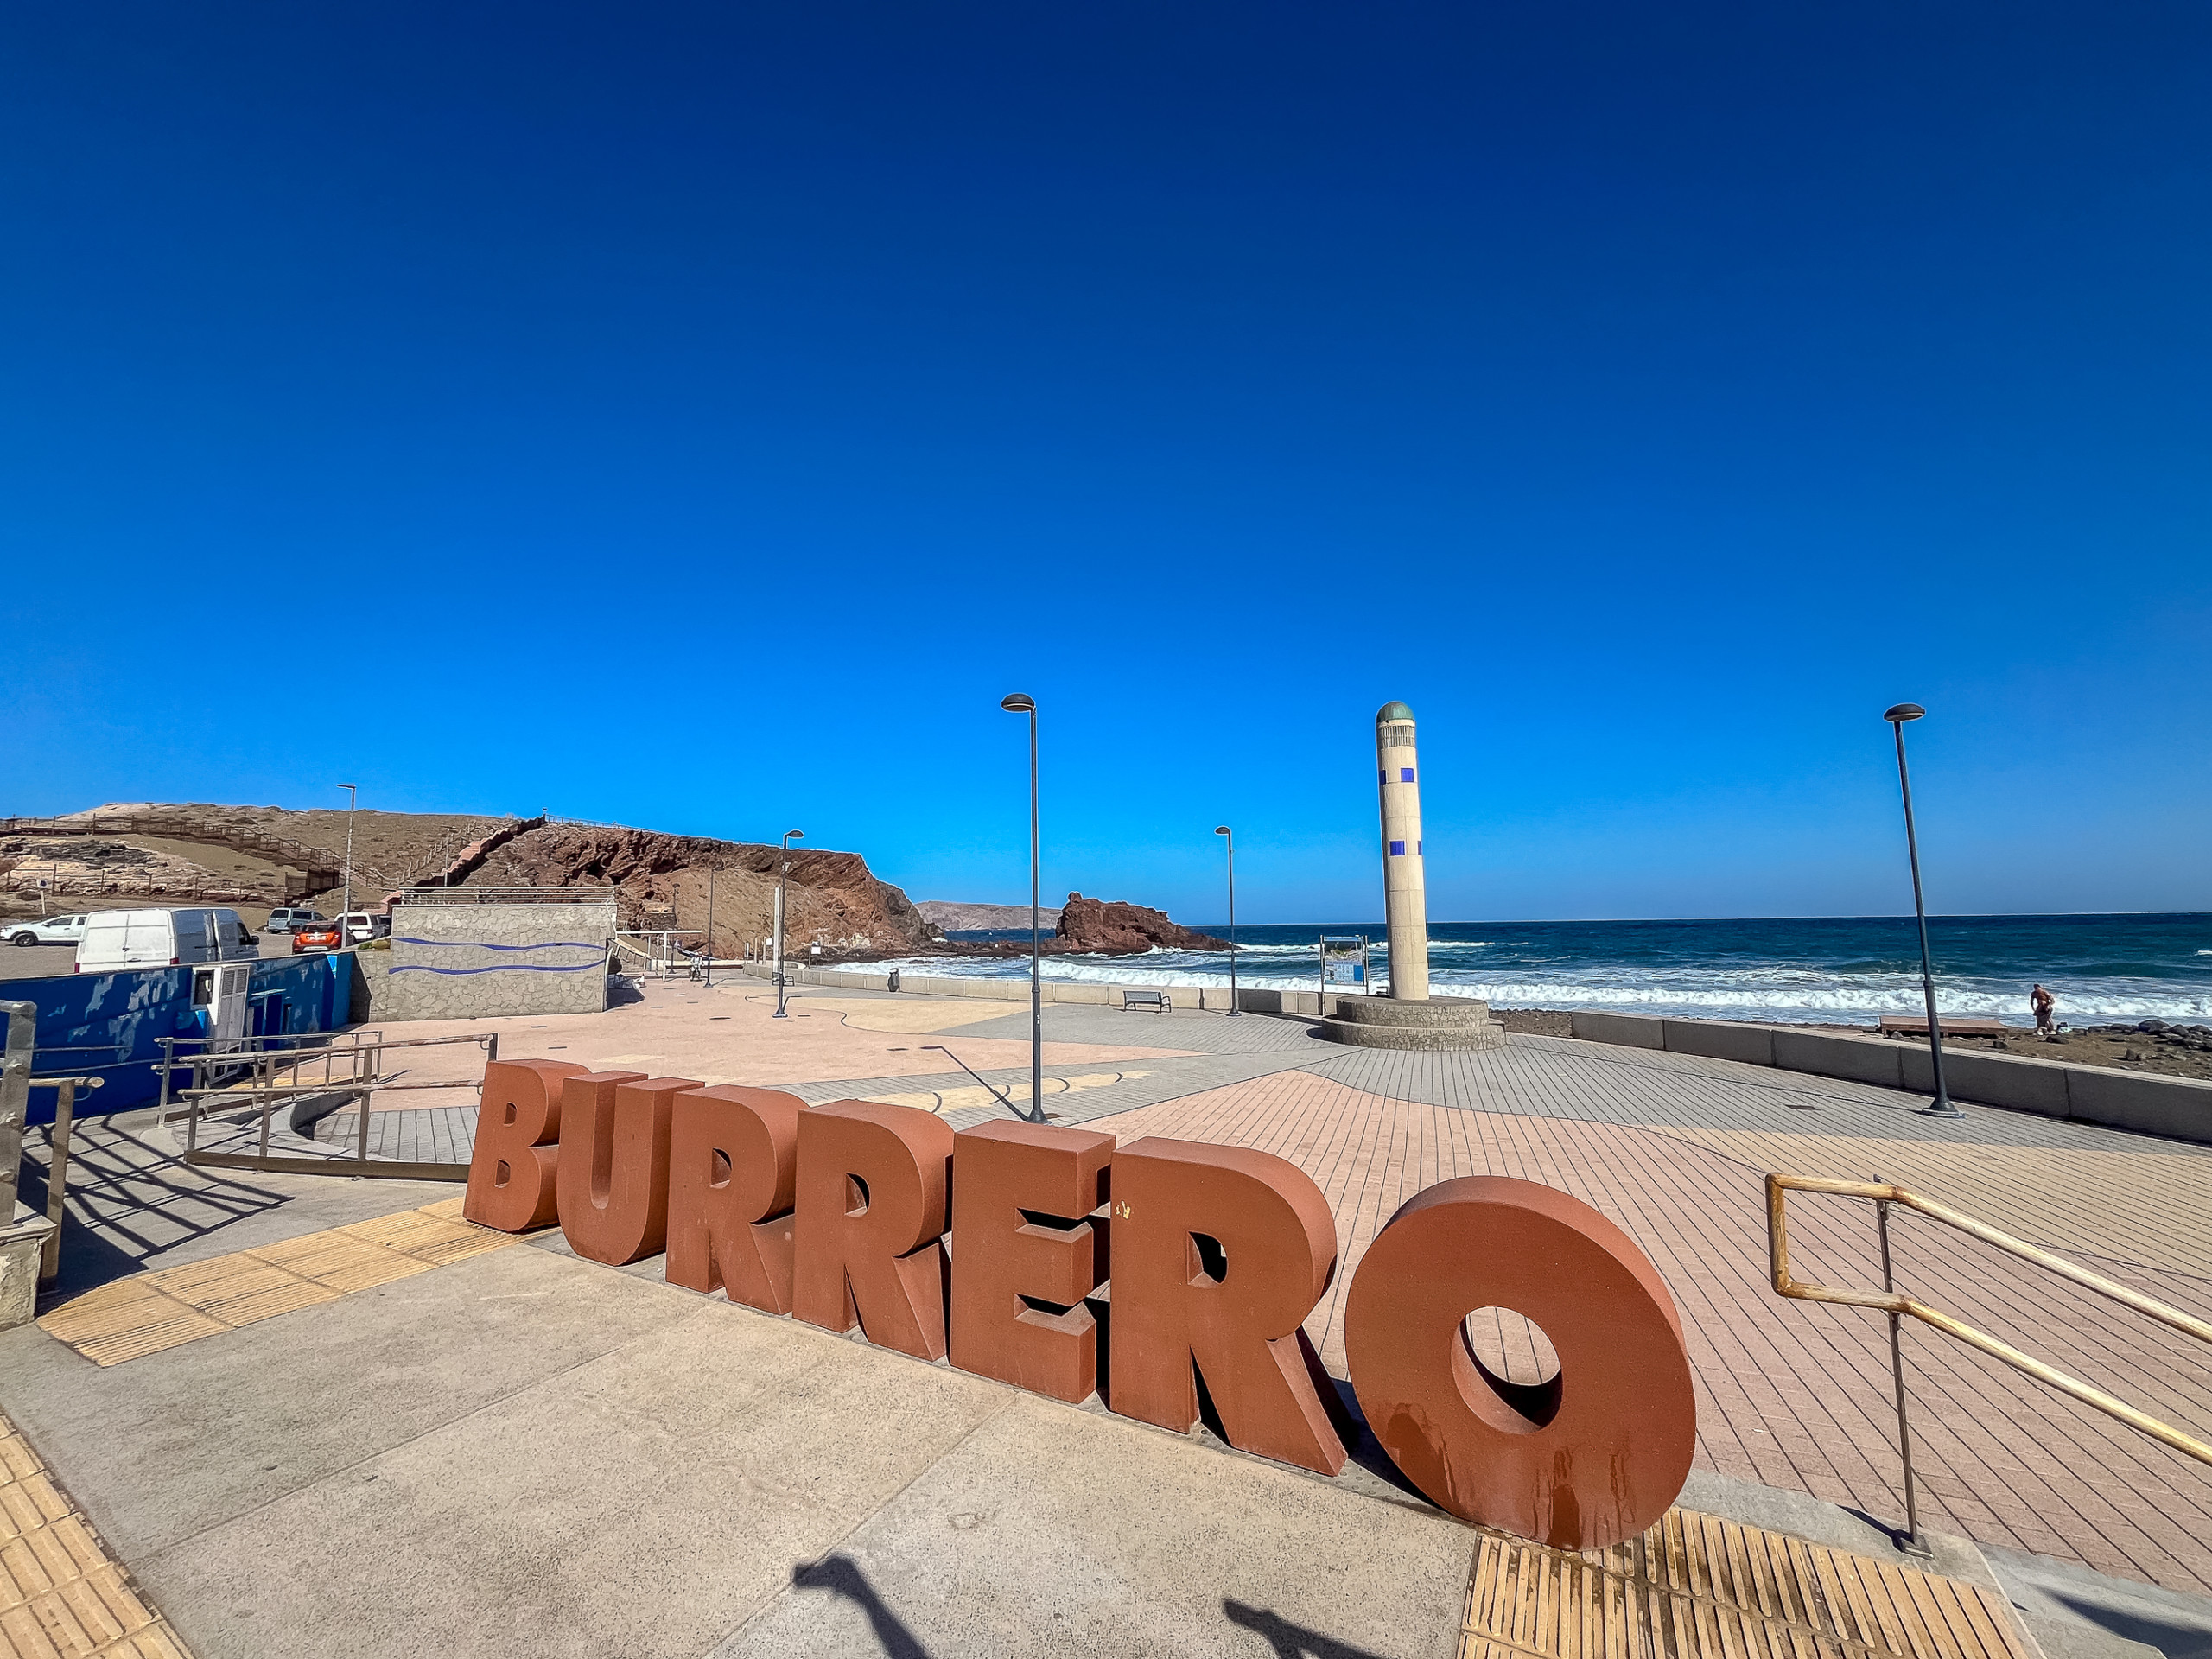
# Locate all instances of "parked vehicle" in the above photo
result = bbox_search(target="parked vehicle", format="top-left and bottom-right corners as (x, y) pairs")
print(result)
(337, 912), (390, 944)
(7, 914), (89, 947)
(293, 918), (345, 954)
(75, 907), (257, 973)
(264, 907), (328, 934)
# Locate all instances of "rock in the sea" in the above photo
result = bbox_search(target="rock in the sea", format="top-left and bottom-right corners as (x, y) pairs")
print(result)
(1053, 893), (1230, 954)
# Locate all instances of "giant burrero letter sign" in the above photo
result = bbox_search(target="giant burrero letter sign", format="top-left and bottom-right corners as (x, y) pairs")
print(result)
(465, 1059), (588, 1231)
(1345, 1177), (1696, 1550)
(665, 1084), (804, 1313)
(1107, 1137), (1348, 1475)
(466, 1074), (1696, 1551)
(948, 1121), (1113, 1403)
(791, 1102), (955, 1361)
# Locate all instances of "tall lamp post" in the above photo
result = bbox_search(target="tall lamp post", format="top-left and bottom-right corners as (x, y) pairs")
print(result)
(773, 830), (804, 1019)
(1001, 693), (1043, 1120)
(704, 862), (717, 990)
(1883, 704), (1960, 1119)
(1214, 825), (1239, 1015)
(338, 784), (358, 928)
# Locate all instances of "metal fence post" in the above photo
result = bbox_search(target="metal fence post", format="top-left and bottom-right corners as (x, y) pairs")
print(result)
(1874, 1173), (1931, 1557)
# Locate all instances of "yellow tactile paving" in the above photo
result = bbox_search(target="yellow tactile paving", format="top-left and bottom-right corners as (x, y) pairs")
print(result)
(1460, 1506), (2033, 1659)
(34, 1202), (522, 1368)
(0, 1413), (193, 1659)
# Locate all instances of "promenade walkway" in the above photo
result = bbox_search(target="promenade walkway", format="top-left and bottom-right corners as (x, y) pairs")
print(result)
(5, 982), (2209, 1657)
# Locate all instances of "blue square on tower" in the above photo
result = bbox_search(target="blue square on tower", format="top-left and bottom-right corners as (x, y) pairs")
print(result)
(1400, 767), (1415, 783)
(1389, 840), (1406, 856)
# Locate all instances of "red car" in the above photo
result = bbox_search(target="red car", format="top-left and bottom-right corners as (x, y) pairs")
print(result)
(293, 918), (345, 954)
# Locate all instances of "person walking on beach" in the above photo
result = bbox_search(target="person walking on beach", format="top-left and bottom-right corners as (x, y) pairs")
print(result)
(2031, 983), (2056, 1035)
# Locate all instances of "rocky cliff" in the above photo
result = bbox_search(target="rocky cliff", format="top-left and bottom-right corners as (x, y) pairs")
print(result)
(471, 823), (939, 958)
(1053, 893), (1230, 954)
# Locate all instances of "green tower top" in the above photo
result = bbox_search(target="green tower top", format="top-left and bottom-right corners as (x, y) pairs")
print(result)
(1376, 701), (1415, 725)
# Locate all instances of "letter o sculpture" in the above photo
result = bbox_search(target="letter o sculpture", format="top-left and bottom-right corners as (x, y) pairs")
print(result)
(1344, 1176), (1694, 1551)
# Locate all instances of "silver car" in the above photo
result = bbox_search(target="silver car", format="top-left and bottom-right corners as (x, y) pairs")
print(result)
(7, 913), (88, 947)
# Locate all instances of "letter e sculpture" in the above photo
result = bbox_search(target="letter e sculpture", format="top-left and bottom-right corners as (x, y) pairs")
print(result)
(1344, 1176), (1695, 1551)
(465, 1060), (589, 1231)
(1107, 1136), (1346, 1475)
(666, 1085), (804, 1313)
(792, 1102), (955, 1361)
(556, 1072), (695, 1266)
(948, 1121), (1113, 1402)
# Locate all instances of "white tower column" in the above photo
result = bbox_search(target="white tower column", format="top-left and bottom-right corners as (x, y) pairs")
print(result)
(1375, 702), (1429, 1001)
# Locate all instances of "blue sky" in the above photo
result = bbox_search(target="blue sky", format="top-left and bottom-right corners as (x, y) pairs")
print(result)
(4, 3), (2208, 924)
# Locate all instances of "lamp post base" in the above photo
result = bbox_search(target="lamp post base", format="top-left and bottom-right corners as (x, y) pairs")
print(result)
(1321, 995), (1505, 1052)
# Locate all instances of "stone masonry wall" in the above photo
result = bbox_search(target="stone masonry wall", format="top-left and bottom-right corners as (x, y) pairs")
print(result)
(366, 899), (617, 1021)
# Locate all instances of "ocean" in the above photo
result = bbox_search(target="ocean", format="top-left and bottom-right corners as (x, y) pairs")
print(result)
(880, 913), (2212, 1027)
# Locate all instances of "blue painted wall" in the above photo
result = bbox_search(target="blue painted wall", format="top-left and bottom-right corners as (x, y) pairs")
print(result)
(0, 952), (353, 1122)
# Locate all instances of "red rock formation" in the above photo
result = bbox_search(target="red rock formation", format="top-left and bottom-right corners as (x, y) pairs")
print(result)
(475, 823), (938, 957)
(1053, 893), (1230, 955)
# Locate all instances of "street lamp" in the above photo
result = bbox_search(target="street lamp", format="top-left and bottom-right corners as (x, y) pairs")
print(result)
(1215, 825), (1239, 1015)
(1001, 692), (1042, 1119)
(338, 784), (358, 929)
(774, 829), (804, 1019)
(1883, 705), (1960, 1118)
(704, 861), (718, 990)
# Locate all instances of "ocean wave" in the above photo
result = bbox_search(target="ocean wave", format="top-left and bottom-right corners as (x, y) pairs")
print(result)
(864, 952), (2208, 1022)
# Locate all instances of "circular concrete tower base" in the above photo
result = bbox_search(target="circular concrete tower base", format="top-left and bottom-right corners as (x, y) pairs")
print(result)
(1320, 995), (1507, 1052)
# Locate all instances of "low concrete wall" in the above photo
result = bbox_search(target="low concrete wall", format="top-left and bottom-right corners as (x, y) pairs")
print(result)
(1567, 1011), (2212, 1146)
(753, 964), (1332, 1018)
(365, 899), (618, 1021)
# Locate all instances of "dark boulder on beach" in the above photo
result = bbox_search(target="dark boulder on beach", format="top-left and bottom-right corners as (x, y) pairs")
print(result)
(1054, 893), (1230, 955)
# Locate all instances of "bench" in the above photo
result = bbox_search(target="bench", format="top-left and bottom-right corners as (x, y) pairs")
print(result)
(1122, 988), (1173, 1014)
(1878, 1017), (2010, 1037)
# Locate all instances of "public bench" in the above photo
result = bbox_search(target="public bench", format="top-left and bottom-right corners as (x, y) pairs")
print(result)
(1122, 988), (1173, 1014)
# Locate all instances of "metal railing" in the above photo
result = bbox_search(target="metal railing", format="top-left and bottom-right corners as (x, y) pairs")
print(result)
(613, 929), (701, 980)
(1766, 1172), (2212, 1552)
(395, 886), (610, 906)
(165, 1030), (498, 1181)
(0, 812), (366, 887)
(29, 1075), (103, 1286)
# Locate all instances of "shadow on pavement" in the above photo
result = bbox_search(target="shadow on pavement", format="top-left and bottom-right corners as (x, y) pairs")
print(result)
(1224, 1599), (1392, 1658)
(2053, 1591), (2212, 1659)
(791, 1554), (930, 1658)
(17, 1116), (295, 1305)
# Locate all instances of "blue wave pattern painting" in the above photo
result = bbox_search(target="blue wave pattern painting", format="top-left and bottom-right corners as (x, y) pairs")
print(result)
(390, 938), (608, 976)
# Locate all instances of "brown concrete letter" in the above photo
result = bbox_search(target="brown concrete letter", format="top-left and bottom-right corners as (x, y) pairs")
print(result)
(791, 1101), (953, 1361)
(666, 1084), (804, 1313)
(464, 1059), (589, 1232)
(556, 1071), (694, 1266)
(948, 1120), (1113, 1402)
(1106, 1136), (1345, 1475)
(1344, 1176), (1694, 1550)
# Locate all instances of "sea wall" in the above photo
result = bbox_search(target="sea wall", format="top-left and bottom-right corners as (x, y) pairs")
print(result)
(361, 899), (617, 1021)
(1568, 1011), (2212, 1145)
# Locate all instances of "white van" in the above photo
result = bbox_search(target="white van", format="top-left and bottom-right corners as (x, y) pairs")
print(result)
(74, 907), (258, 973)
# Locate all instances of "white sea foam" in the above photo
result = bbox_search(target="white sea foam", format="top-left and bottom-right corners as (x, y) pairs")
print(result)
(867, 951), (2209, 1024)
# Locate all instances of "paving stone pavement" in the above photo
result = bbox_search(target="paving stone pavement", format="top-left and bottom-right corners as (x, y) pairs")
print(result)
(15, 983), (2212, 1612)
